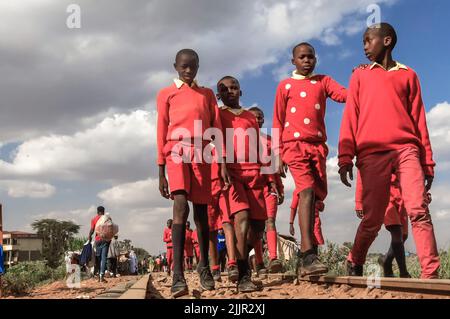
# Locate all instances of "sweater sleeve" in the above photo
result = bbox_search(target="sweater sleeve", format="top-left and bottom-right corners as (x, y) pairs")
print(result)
(355, 170), (363, 211)
(324, 76), (347, 103)
(409, 72), (435, 176)
(208, 90), (227, 159)
(157, 89), (170, 165)
(338, 71), (360, 169)
(272, 82), (287, 155)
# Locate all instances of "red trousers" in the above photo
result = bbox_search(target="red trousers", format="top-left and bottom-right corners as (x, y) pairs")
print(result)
(348, 147), (439, 278)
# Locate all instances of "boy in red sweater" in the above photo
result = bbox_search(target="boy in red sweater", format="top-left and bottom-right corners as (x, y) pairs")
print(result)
(162, 219), (173, 275)
(217, 76), (280, 292)
(249, 107), (285, 273)
(338, 23), (440, 278)
(273, 42), (346, 276)
(157, 49), (230, 297)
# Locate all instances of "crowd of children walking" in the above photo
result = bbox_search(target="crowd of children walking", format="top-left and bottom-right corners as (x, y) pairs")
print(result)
(157, 22), (440, 297)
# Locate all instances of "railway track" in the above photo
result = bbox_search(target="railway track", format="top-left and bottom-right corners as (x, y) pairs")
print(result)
(121, 272), (450, 299)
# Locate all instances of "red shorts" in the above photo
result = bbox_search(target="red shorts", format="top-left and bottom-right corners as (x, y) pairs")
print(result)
(264, 186), (278, 219)
(208, 179), (227, 230)
(384, 195), (408, 236)
(282, 141), (328, 201)
(219, 169), (267, 221)
(164, 141), (212, 204)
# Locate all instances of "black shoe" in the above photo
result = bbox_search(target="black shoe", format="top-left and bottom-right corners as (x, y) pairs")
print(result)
(212, 269), (222, 282)
(228, 265), (239, 283)
(171, 273), (189, 298)
(400, 272), (411, 278)
(237, 274), (259, 293)
(299, 253), (328, 277)
(377, 256), (394, 277)
(197, 266), (215, 290)
(268, 259), (283, 273)
(346, 261), (363, 276)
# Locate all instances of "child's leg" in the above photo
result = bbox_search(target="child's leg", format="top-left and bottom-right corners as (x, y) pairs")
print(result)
(385, 225), (408, 276)
(266, 218), (278, 261)
(253, 239), (264, 266)
(172, 192), (189, 276)
(209, 229), (220, 272)
(222, 222), (237, 264)
(234, 210), (250, 278)
(349, 153), (392, 267)
(297, 188), (315, 253)
(396, 147), (440, 278)
(193, 204), (210, 269)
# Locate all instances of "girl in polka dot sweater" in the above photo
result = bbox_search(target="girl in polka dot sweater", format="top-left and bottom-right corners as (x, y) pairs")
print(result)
(272, 42), (347, 276)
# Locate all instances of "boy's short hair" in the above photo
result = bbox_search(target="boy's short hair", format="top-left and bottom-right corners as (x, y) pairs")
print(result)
(217, 75), (240, 89)
(292, 42), (316, 56)
(366, 22), (397, 49)
(248, 106), (264, 115)
(97, 206), (105, 213)
(175, 48), (199, 63)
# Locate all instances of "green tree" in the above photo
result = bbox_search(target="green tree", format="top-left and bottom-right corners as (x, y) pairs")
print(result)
(133, 247), (150, 261)
(68, 236), (88, 251)
(31, 219), (80, 268)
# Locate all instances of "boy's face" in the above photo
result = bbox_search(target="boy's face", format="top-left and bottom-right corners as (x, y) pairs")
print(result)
(174, 53), (199, 84)
(363, 28), (391, 62)
(167, 220), (172, 228)
(217, 78), (241, 106)
(292, 45), (316, 76)
(250, 110), (264, 128)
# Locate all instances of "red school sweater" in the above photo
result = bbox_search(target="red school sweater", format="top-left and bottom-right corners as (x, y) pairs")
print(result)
(156, 81), (224, 165)
(272, 73), (347, 152)
(338, 64), (435, 176)
(219, 106), (262, 171)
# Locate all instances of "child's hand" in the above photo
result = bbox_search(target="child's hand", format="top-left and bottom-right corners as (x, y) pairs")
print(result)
(289, 223), (295, 236)
(221, 163), (232, 190)
(355, 210), (364, 219)
(339, 165), (353, 187)
(425, 175), (434, 191)
(277, 159), (288, 178)
(159, 175), (170, 199)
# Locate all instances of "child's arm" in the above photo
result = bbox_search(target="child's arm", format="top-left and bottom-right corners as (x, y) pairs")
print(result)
(157, 90), (170, 198)
(409, 72), (435, 189)
(338, 70), (360, 187)
(289, 194), (298, 236)
(323, 76), (347, 103)
(208, 90), (231, 189)
(272, 83), (288, 177)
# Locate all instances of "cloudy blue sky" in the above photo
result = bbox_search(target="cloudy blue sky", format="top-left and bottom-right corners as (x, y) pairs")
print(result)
(1, 0), (449, 255)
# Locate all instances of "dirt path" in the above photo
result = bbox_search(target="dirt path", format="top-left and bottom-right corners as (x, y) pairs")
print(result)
(4, 275), (141, 299)
(148, 272), (450, 299)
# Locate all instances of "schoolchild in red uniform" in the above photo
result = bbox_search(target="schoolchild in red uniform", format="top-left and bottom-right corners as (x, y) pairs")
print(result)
(338, 23), (439, 278)
(217, 76), (280, 292)
(157, 49), (230, 296)
(273, 42), (346, 276)
(162, 219), (173, 275)
(249, 107), (285, 273)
